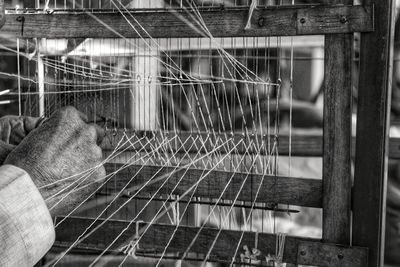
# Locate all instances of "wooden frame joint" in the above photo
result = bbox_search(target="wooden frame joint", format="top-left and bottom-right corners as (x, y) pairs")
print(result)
(296, 5), (374, 35)
(297, 241), (369, 267)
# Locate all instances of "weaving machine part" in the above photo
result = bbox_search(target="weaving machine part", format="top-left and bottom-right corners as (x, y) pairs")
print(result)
(13, 1), (320, 266)
(1, 0), (390, 266)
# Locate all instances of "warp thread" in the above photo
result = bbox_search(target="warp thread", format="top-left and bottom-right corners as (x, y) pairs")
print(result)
(265, 232), (287, 266)
(240, 231), (261, 266)
(119, 220), (144, 259)
(245, 0), (258, 30)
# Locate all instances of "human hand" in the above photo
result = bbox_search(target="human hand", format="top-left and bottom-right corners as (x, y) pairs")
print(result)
(4, 106), (106, 217)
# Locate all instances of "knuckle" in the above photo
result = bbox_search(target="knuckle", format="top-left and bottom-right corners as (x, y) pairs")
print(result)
(64, 106), (77, 113)
(58, 106), (81, 125)
(86, 125), (97, 141)
(92, 145), (103, 159)
(61, 106), (76, 115)
(90, 166), (106, 184)
(97, 166), (106, 178)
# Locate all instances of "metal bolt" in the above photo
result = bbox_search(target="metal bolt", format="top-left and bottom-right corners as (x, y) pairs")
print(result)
(258, 17), (265, 27)
(300, 18), (306, 24)
(300, 250), (306, 256)
(338, 253), (344, 260)
(340, 16), (348, 24)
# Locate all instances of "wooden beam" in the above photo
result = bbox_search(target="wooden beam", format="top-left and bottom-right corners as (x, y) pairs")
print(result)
(101, 130), (400, 159)
(352, 0), (396, 266)
(101, 130), (324, 157)
(54, 217), (368, 266)
(2, 5), (373, 39)
(116, 196), (300, 212)
(322, 0), (353, 245)
(103, 164), (323, 208)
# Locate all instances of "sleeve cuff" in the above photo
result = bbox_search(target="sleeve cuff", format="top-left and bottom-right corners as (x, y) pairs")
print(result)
(0, 164), (55, 266)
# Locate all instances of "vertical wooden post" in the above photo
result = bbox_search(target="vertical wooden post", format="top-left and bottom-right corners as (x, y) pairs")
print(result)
(130, 0), (164, 130)
(31, 0), (45, 117)
(352, 0), (396, 266)
(37, 50), (45, 117)
(322, 0), (353, 245)
(131, 47), (159, 130)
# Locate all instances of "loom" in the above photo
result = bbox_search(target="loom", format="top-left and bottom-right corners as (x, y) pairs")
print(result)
(0, 0), (395, 266)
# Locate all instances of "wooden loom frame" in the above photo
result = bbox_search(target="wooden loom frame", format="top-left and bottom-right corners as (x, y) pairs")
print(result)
(0, 0), (396, 266)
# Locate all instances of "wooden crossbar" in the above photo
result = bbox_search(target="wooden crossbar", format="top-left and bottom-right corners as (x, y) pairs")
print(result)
(101, 131), (400, 159)
(103, 164), (322, 208)
(3, 5), (373, 39)
(54, 217), (368, 266)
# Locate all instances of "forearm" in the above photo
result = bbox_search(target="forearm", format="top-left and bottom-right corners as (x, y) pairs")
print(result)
(0, 165), (55, 266)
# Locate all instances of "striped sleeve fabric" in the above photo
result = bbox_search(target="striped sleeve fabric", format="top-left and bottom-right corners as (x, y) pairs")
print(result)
(0, 164), (55, 267)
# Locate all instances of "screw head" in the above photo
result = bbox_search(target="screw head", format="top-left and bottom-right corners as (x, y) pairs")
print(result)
(300, 250), (306, 256)
(300, 18), (306, 24)
(258, 17), (265, 27)
(340, 16), (348, 24)
(338, 253), (344, 260)
(16, 16), (24, 22)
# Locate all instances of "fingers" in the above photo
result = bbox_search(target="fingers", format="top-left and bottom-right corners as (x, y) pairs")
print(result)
(38, 106), (105, 150)
(51, 106), (88, 126)
(62, 106), (105, 144)
(91, 123), (105, 145)
(76, 109), (89, 123)
(46, 106), (105, 147)
(86, 124), (105, 146)
(23, 116), (45, 133)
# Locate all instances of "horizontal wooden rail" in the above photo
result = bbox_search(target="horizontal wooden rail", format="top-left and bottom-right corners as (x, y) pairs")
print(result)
(102, 130), (400, 159)
(3, 5), (373, 38)
(102, 195), (300, 212)
(102, 130), (323, 157)
(103, 164), (322, 208)
(54, 217), (368, 266)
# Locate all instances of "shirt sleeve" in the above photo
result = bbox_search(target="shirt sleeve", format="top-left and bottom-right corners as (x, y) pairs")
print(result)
(0, 164), (55, 267)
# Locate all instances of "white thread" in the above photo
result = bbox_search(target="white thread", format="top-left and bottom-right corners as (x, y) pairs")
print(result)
(274, 232), (287, 264)
(16, 39), (21, 116)
(120, 220), (144, 259)
(195, 140), (278, 266)
(245, 0), (258, 30)
(97, 138), (245, 267)
(254, 231), (259, 251)
(47, 134), (186, 265)
(0, 89), (10, 96)
(51, 135), (233, 267)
